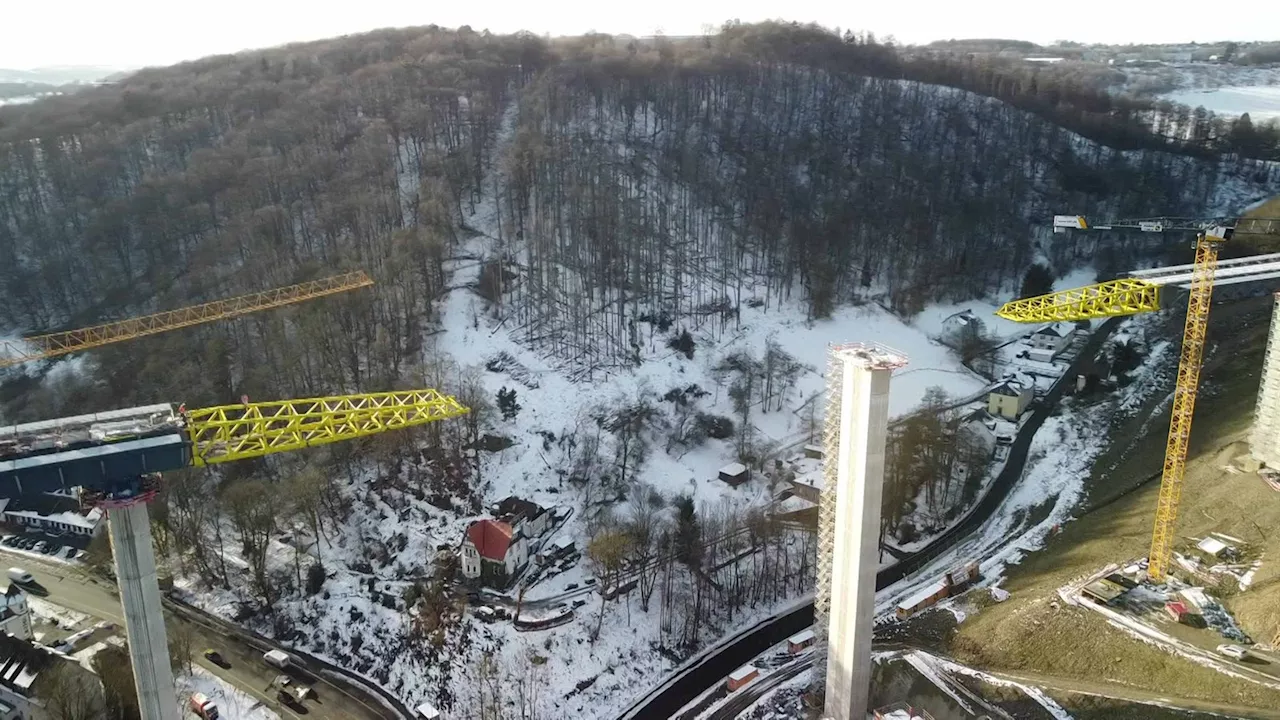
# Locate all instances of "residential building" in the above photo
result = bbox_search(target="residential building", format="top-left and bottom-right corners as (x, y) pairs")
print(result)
(460, 519), (528, 589)
(938, 309), (979, 348)
(491, 497), (550, 538)
(1027, 322), (1078, 362)
(0, 587), (30, 642)
(0, 631), (106, 720)
(987, 378), (1033, 420)
(0, 491), (103, 537)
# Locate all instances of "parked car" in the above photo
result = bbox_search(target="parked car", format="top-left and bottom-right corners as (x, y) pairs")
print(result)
(58, 546), (76, 559)
(40, 543), (57, 555)
(1218, 644), (1249, 660)
(1, 536), (16, 546)
(276, 689), (306, 712)
(203, 649), (231, 668)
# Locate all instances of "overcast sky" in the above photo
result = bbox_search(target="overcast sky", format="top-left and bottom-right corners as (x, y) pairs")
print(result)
(4, 0), (1278, 69)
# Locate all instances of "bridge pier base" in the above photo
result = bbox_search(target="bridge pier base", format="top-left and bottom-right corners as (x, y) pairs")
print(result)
(108, 499), (179, 720)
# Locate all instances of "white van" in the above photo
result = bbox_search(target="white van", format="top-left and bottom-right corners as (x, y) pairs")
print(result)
(7, 568), (33, 584)
(263, 649), (295, 670)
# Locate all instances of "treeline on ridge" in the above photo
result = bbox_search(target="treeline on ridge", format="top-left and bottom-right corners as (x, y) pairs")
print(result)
(0, 22), (1277, 420)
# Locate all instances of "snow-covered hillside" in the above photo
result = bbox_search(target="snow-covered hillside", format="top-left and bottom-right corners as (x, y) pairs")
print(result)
(167, 77), (1280, 718)
(176, 124), (1010, 715)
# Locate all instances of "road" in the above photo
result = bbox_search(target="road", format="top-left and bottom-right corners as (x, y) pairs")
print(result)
(990, 666), (1280, 719)
(0, 547), (390, 720)
(618, 317), (1124, 719)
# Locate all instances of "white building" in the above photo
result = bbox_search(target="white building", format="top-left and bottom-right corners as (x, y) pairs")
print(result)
(1027, 322), (1078, 362)
(987, 377), (1034, 420)
(0, 586), (31, 642)
(0, 491), (104, 537)
(460, 519), (529, 588)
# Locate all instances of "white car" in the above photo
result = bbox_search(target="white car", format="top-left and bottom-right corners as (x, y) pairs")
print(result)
(1217, 644), (1248, 660)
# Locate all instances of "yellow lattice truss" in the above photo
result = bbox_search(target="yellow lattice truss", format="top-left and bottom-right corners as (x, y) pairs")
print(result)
(1148, 236), (1219, 582)
(185, 389), (470, 465)
(995, 278), (1161, 323)
(0, 271), (374, 369)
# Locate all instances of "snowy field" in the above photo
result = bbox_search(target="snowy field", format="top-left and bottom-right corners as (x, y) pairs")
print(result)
(1164, 85), (1280, 121)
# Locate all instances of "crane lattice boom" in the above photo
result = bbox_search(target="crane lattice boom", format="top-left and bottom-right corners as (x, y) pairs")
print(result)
(185, 389), (470, 465)
(0, 271), (373, 369)
(996, 278), (1160, 322)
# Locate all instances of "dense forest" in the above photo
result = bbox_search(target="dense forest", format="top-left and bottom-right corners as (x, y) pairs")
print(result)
(2, 23), (1277, 416)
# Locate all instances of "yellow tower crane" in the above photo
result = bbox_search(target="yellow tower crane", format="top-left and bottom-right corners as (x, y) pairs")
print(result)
(0, 270), (373, 369)
(996, 214), (1280, 583)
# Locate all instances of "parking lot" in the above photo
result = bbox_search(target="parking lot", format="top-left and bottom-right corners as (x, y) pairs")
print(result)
(1, 531), (89, 562)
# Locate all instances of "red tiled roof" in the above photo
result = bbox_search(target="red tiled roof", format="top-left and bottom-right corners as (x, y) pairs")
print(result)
(467, 519), (514, 561)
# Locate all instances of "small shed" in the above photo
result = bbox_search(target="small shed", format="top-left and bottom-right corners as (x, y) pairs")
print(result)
(896, 579), (949, 619)
(1082, 578), (1128, 605)
(803, 444), (824, 459)
(1164, 601), (1191, 622)
(718, 462), (751, 487)
(726, 664), (759, 691)
(1197, 537), (1229, 558)
(415, 702), (441, 719)
(1180, 587), (1210, 611)
(944, 560), (980, 590)
(787, 629), (816, 654)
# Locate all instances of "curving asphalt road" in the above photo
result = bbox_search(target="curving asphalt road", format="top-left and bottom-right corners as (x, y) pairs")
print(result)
(619, 318), (1122, 720)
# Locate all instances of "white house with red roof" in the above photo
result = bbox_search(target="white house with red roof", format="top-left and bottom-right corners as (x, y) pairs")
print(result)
(460, 518), (529, 588)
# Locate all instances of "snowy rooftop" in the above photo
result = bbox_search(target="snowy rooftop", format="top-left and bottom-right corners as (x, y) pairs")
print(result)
(789, 629), (815, 645)
(415, 702), (441, 719)
(1197, 537), (1228, 556)
(897, 579), (948, 611)
(719, 462), (747, 477)
(3, 507), (103, 530)
(552, 536), (574, 550)
(728, 664), (758, 681)
(879, 710), (927, 720)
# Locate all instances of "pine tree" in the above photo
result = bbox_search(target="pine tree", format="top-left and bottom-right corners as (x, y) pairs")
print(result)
(1019, 263), (1054, 299)
(497, 387), (521, 421)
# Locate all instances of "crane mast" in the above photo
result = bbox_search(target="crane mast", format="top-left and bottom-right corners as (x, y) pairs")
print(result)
(1149, 230), (1220, 582)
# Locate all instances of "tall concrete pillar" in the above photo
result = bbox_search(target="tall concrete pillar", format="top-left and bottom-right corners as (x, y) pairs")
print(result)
(108, 502), (180, 720)
(1251, 293), (1280, 469)
(821, 344), (906, 720)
